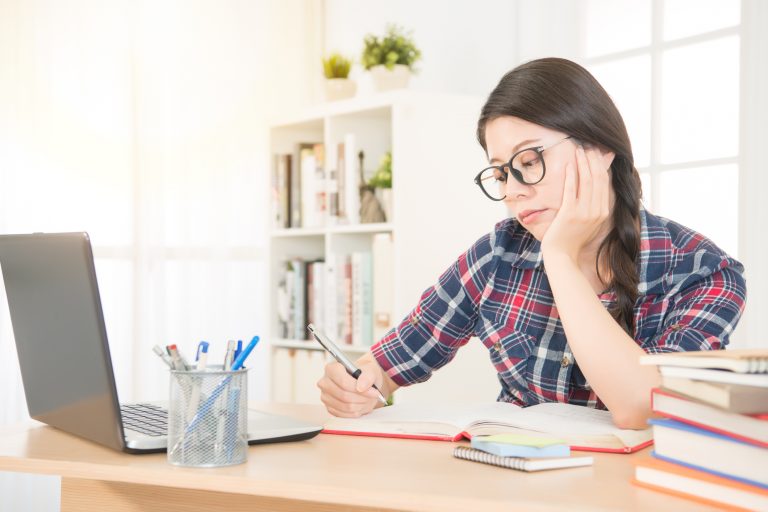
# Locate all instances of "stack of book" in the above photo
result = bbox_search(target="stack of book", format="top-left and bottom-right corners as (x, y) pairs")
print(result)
(272, 135), (365, 229)
(275, 233), (393, 346)
(635, 349), (768, 510)
(454, 434), (593, 472)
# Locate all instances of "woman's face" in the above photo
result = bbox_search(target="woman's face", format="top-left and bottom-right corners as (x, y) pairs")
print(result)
(484, 116), (601, 241)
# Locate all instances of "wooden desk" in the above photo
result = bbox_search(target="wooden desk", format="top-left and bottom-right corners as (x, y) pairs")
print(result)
(0, 403), (719, 512)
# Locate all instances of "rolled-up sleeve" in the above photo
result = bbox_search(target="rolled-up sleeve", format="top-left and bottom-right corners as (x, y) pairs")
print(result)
(372, 230), (499, 386)
(641, 256), (746, 354)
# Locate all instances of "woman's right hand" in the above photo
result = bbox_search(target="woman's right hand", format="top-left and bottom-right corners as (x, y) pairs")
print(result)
(317, 354), (390, 417)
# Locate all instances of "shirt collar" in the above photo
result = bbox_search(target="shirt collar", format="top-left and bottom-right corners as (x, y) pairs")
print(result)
(509, 225), (544, 270)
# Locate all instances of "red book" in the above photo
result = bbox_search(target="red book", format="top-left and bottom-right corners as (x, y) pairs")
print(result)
(634, 457), (768, 511)
(322, 402), (653, 454)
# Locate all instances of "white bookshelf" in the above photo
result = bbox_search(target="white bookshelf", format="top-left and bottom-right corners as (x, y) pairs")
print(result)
(267, 90), (504, 405)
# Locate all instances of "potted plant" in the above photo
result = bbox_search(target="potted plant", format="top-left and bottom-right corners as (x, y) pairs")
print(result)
(368, 151), (393, 221)
(361, 24), (421, 92)
(322, 53), (356, 101)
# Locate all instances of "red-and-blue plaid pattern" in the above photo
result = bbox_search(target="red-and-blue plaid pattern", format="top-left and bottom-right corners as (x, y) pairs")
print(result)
(371, 208), (747, 409)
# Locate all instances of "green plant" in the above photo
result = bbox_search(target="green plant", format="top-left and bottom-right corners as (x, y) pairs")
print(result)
(361, 24), (421, 71)
(368, 151), (392, 188)
(322, 53), (352, 79)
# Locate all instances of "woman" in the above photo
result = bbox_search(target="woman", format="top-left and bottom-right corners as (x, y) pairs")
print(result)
(316, 57), (747, 429)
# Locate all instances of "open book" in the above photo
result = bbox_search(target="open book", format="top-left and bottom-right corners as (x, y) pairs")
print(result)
(322, 402), (653, 453)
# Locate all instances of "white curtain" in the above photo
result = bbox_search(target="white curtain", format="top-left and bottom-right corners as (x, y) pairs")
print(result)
(0, 0), (320, 509)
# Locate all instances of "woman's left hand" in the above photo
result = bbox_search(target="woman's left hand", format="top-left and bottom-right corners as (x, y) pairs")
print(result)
(541, 143), (615, 263)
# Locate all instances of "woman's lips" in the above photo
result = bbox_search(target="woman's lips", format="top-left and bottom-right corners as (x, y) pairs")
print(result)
(518, 209), (547, 224)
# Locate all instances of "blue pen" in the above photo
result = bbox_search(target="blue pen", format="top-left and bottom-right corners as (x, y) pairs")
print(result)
(233, 339), (243, 361)
(231, 336), (259, 370)
(195, 341), (210, 370)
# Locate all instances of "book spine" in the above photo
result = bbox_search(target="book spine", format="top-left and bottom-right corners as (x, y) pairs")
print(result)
(324, 256), (338, 341)
(300, 146), (317, 228)
(343, 254), (353, 344)
(343, 133), (359, 224)
(352, 252), (362, 346)
(314, 261), (325, 334)
(371, 233), (394, 343)
(361, 252), (373, 346)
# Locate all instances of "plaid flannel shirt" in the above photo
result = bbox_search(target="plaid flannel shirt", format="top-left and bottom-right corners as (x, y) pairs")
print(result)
(371, 208), (747, 408)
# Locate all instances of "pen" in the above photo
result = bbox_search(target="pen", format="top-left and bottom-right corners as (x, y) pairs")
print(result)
(307, 324), (388, 406)
(152, 345), (173, 368)
(223, 340), (236, 370)
(167, 344), (187, 371)
(233, 339), (243, 361)
(231, 336), (259, 370)
(195, 341), (209, 371)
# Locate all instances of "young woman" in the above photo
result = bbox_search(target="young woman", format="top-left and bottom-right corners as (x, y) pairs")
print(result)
(317, 57), (747, 429)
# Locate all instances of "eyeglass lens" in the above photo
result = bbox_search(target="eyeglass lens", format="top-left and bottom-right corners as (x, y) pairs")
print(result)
(478, 148), (545, 200)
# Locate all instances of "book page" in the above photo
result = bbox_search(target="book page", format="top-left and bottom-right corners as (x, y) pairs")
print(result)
(468, 402), (651, 448)
(323, 402), (523, 436)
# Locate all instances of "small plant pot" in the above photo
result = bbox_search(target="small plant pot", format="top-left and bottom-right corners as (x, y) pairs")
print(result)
(324, 78), (357, 101)
(375, 188), (393, 222)
(369, 64), (411, 92)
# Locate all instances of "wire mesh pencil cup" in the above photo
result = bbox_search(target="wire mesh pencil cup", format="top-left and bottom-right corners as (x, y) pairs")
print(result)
(167, 365), (248, 467)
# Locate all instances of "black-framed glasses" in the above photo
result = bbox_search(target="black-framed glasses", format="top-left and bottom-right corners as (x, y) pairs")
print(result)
(474, 136), (572, 201)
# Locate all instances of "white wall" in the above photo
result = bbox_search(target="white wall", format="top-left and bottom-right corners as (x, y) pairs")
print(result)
(0, 0), (319, 509)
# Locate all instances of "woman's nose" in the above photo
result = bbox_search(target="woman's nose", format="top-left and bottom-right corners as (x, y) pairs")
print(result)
(504, 174), (532, 200)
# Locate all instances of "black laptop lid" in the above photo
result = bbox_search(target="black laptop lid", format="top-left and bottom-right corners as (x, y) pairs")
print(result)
(0, 232), (125, 451)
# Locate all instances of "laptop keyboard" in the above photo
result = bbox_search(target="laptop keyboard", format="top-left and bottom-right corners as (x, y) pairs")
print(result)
(120, 403), (168, 437)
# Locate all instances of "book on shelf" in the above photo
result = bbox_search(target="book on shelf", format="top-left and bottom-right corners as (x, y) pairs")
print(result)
(272, 153), (292, 229)
(342, 134), (360, 225)
(640, 348), (768, 374)
(649, 418), (768, 488)
(371, 233), (394, 343)
(352, 252), (373, 347)
(660, 374), (768, 415)
(322, 402), (653, 453)
(658, 365), (768, 388)
(276, 258), (314, 340)
(299, 143), (324, 228)
(342, 254), (353, 344)
(452, 446), (593, 472)
(651, 388), (768, 447)
(633, 456), (768, 511)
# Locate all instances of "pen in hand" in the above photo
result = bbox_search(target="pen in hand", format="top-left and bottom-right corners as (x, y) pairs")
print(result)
(308, 324), (388, 406)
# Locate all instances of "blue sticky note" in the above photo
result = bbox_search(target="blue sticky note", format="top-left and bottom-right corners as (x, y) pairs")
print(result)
(470, 437), (571, 458)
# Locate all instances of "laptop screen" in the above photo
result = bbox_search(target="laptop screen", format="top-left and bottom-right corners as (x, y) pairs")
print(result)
(0, 232), (125, 451)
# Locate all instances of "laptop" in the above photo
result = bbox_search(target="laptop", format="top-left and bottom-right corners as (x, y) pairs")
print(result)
(0, 232), (322, 453)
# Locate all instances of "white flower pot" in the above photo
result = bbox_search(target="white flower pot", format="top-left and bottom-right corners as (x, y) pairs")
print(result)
(375, 188), (393, 222)
(370, 64), (411, 92)
(324, 78), (357, 101)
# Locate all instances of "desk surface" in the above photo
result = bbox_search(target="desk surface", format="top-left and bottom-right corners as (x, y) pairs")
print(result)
(0, 403), (720, 512)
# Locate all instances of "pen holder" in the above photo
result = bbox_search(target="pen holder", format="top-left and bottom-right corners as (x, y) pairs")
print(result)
(167, 365), (248, 467)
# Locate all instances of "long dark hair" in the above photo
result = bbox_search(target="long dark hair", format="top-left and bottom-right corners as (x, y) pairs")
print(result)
(477, 57), (642, 336)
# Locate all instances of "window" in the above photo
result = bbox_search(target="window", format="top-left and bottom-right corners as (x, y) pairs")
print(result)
(582, 1), (741, 257)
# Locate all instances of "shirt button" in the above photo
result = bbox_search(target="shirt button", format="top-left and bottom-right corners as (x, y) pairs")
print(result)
(493, 341), (502, 352)
(561, 355), (571, 368)
(410, 315), (420, 326)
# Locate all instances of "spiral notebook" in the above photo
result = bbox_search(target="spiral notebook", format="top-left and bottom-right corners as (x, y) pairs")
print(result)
(452, 446), (593, 472)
